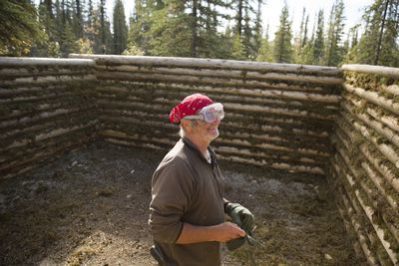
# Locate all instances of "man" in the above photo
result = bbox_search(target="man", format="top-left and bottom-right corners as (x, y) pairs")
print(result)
(149, 93), (254, 266)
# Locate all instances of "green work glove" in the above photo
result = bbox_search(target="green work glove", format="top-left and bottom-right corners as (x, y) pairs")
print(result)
(226, 237), (246, 251)
(225, 202), (255, 234)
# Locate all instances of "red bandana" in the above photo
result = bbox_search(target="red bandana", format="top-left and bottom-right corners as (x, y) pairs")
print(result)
(169, 93), (214, 123)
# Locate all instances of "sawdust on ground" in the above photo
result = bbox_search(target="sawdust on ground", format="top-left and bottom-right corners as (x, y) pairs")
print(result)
(0, 141), (360, 265)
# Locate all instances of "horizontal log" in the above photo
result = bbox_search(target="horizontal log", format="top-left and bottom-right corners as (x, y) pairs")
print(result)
(0, 92), (81, 104)
(0, 106), (96, 131)
(355, 191), (398, 264)
(344, 103), (399, 149)
(1, 112), (97, 147)
(0, 74), (96, 86)
(100, 78), (341, 95)
(102, 137), (168, 151)
(216, 153), (324, 175)
(216, 137), (329, 159)
(225, 102), (336, 120)
(0, 101), (96, 127)
(342, 64), (399, 78)
(101, 104), (332, 132)
(339, 108), (399, 169)
(361, 161), (398, 211)
(338, 193), (379, 265)
(98, 129), (175, 147)
(345, 84), (399, 115)
(95, 65), (344, 85)
(0, 69), (94, 78)
(98, 125), (329, 161)
(339, 175), (393, 266)
(97, 97), (336, 122)
(97, 94), (338, 124)
(99, 114), (331, 144)
(365, 106), (399, 134)
(343, 93), (399, 133)
(71, 54), (342, 76)
(333, 145), (399, 264)
(351, 119), (399, 168)
(215, 145), (324, 166)
(97, 84), (341, 106)
(0, 57), (94, 66)
(99, 104), (333, 135)
(221, 129), (331, 152)
(382, 84), (399, 96)
(96, 71), (342, 88)
(359, 144), (399, 194)
(0, 84), (71, 97)
(0, 120), (97, 153)
(1, 134), (93, 178)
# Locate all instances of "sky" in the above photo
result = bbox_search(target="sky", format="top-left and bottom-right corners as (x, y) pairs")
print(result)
(104, 0), (374, 37)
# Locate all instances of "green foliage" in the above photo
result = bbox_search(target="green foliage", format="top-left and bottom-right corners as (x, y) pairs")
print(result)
(256, 26), (273, 62)
(122, 44), (144, 56)
(323, 0), (345, 66)
(2, 0), (397, 68)
(313, 10), (324, 65)
(113, 0), (128, 54)
(347, 0), (399, 67)
(231, 35), (247, 60)
(146, 2), (192, 57)
(0, 0), (42, 56)
(273, 5), (293, 63)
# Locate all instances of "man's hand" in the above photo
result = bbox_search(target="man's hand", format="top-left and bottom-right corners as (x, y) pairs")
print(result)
(225, 203), (254, 234)
(212, 222), (246, 242)
(176, 222), (245, 244)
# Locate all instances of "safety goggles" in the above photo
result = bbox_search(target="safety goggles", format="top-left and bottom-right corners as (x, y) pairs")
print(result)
(183, 103), (225, 123)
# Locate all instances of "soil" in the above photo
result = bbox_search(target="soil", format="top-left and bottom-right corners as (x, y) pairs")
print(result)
(0, 141), (360, 266)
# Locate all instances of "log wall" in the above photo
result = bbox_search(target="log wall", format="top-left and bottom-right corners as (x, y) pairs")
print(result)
(0, 58), (98, 179)
(329, 64), (399, 265)
(71, 54), (343, 176)
(2, 55), (397, 264)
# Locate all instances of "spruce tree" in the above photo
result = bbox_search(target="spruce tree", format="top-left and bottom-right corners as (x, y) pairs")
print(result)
(273, 5), (293, 63)
(126, 0), (148, 54)
(113, 0), (128, 54)
(323, 0), (345, 66)
(0, 0), (42, 55)
(313, 10), (324, 65)
(256, 24), (273, 62)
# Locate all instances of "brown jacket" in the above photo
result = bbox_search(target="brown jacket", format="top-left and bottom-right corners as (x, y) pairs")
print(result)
(149, 138), (225, 266)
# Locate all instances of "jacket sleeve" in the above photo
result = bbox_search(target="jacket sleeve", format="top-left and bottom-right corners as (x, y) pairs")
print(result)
(149, 158), (195, 243)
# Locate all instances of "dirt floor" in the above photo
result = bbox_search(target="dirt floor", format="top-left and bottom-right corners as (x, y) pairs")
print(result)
(0, 141), (360, 266)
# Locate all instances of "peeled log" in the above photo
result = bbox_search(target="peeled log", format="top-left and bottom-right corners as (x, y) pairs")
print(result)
(101, 78), (339, 95)
(71, 54), (342, 76)
(366, 107), (399, 134)
(345, 84), (399, 115)
(0, 57), (94, 66)
(355, 191), (398, 265)
(361, 161), (398, 211)
(342, 64), (399, 78)
(359, 144), (399, 194)
(345, 103), (399, 149)
(353, 120), (399, 168)
(337, 205), (379, 266)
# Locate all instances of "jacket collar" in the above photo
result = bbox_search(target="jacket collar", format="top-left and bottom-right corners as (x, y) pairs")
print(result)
(181, 137), (216, 165)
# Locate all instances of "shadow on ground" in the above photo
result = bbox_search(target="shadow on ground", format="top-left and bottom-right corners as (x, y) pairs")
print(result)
(0, 141), (359, 265)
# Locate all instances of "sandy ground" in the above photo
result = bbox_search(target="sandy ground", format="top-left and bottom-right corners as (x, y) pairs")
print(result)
(0, 141), (360, 265)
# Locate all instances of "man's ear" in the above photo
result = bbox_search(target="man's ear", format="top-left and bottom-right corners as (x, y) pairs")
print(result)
(180, 120), (192, 133)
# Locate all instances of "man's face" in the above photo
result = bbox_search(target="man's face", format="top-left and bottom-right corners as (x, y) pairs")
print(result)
(192, 118), (221, 142)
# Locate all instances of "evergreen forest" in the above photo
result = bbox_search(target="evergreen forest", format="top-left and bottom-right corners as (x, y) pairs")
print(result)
(1, 0), (398, 67)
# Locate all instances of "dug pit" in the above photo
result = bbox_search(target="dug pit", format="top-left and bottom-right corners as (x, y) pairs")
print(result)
(0, 141), (359, 265)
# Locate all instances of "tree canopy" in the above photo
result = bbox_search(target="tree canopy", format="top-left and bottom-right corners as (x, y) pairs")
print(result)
(0, 0), (397, 67)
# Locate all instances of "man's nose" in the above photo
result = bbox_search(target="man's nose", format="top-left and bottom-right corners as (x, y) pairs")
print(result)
(210, 118), (221, 125)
